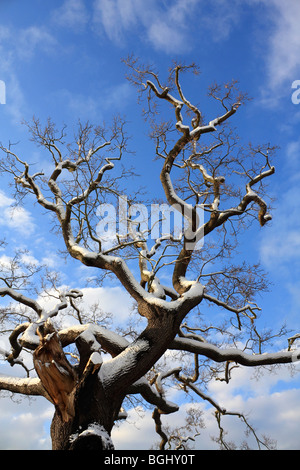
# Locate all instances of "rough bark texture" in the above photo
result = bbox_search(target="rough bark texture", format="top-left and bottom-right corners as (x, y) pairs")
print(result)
(49, 312), (185, 449)
(33, 324), (78, 423)
(50, 375), (117, 450)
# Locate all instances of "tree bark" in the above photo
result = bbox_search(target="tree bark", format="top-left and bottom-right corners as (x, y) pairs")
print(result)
(50, 371), (118, 450)
(50, 313), (183, 450)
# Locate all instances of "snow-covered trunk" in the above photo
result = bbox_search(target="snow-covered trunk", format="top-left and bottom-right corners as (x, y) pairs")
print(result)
(50, 371), (120, 450)
(50, 316), (180, 450)
(47, 302), (189, 451)
(48, 333), (121, 450)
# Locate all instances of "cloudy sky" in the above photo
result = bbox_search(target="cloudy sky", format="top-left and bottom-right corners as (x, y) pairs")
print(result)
(1, 0), (300, 450)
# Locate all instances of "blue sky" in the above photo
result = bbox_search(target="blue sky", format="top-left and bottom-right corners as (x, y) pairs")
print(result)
(1, 0), (300, 450)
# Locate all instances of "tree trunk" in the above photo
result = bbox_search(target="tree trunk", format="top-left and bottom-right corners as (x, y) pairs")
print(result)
(50, 370), (120, 450)
(48, 311), (184, 450)
(32, 322), (117, 450)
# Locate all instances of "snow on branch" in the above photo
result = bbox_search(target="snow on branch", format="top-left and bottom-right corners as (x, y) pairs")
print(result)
(2, 288), (83, 364)
(128, 377), (179, 415)
(0, 287), (43, 316)
(214, 145), (276, 228)
(0, 376), (48, 398)
(170, 337), (300, 367)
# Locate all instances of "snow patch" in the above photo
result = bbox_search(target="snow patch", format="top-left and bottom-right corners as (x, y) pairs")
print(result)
(69, 423), (113, 449)
(90, 351), (103, 366)
(100, 338), (150, 386)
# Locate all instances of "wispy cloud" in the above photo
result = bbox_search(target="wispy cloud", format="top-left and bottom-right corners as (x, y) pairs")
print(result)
(113, 365), (300, 450)
(50, 81), (132, 121)
(0, 191), (35, 236)
(0, 24), (57, 63)
(91, 0), (300, 89)
(51, 0), (89, 31)
(263, 0), (300, 90)
(202, 0), (300, 92)
(16, 26), (57, 60)
(0, 24), (57, 122)
(259, 185), (300, 281)
(80, 286), (133, 324)
(259, 137), (300, 272)
(92, 0), (200, 53)
(0, 392), (52, 450)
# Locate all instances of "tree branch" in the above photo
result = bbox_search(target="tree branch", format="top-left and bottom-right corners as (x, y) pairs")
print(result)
(170, 337), (299, 367)
(0, 376), (48, 398)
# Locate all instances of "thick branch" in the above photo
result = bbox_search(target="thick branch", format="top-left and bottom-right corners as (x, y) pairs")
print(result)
(0, 287), (43, 316)
(0, 376), (48, 397)
(170, 337), (299, 367)
(128, 377), (179, 414)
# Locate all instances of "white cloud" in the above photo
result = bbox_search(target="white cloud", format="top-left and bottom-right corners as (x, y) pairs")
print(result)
(0, 254), (15, 272)
(146, 19), (187, 54)
(112, 392), (300, 450)
(20, 252), (39, 266)
(0, 24), (56, 64)
(0, 37), (25, 123)
(113, 364), (300, 450)
(40, 254), (61, 269)
(93, 0), (130, 43)
(17, 26), (57, 60)
(4, 73), (26, 123)
(260, 223), (300, 270)
(51, 0), (89, 30)
(0, 24), (56, 122)
(1, 370), (299, 450)
(0, 394), (52, 450)
(263, 0), (300, 90)
(80, 286), (133, 323)
(0, 191), (13, 207)
(227, 0), (300, 104)
(259, 142), (300, 272)
(91, 0), (300, 86)
(207, 0), (300, 92)
(92, 0), (200, 53)
(0, 191), (35, 236)
(112, 407), (157, 450)
(53, 89), (101, 120)
(257, 135), (300, 270)
(198, 0), (242, 42)
(102, 82), (133, 110)
(34, 284), (133, 328)
(3, 207), (35, 236)
(51, 81), (132, 120)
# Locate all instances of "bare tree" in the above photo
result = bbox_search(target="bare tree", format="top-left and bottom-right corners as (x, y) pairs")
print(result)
(0, 59), (299, 450)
